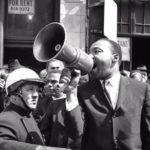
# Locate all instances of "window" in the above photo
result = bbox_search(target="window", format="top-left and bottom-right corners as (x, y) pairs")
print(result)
(5, 0), (60, 45)
(135, 1), (150, 34)
(117, 0), (150, 35)
(86, 0), (104, 49)
(117, 0), (131, 34)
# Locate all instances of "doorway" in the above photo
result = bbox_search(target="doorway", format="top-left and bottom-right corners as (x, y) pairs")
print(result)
(4, 47), (46, 73)
(132, 37), (150, 70)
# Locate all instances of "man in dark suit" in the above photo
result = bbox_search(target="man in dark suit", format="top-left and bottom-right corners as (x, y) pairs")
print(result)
(61, 38), (150, 150)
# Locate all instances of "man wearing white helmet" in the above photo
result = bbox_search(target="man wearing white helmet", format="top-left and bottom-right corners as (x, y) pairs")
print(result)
(0, 68), (70, 150)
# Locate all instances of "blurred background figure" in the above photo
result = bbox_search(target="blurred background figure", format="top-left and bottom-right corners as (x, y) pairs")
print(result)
(47, 59), (65, 72)
(7, 59), (23, 73)
(0, 66), (8, 90)
(121, 69), (130, 77)
(130, 69), (143, 81)
(0, 66), (9, 112)
(136, 65), (149, 83)
(39, 68), (47, 82)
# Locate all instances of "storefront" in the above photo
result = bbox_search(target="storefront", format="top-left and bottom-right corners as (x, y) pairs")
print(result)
(0, 0), (60, 72)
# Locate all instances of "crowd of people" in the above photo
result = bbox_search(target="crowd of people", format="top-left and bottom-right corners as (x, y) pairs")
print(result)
(0, 38), (150, 150)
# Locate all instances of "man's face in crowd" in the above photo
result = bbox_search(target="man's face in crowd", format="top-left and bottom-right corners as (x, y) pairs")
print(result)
(141, 71), (148, 83)
(90, 40), (116, 80)
(47, 60), (64, 72)
(20, 83), (39, 110)
(44, 72), (64, 98)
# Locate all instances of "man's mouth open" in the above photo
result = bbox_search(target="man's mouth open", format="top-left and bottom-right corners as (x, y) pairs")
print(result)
(92, 62), (97, 70)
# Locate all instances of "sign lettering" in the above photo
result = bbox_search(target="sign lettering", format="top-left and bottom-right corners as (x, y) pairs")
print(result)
(117, 37), (130, 61)
(8, 0), (35, 14)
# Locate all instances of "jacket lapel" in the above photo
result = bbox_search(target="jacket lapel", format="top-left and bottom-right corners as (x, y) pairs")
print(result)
(115, 75), (130, 111)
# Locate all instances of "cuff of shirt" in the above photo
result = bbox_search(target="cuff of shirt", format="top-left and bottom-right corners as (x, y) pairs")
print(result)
(35, 146), (46, 150)
(65, 98), (79, 111)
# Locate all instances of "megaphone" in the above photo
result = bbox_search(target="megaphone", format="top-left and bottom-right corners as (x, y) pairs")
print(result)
(33, 22), (94, 75)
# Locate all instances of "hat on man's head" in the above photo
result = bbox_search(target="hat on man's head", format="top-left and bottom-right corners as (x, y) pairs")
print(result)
(8, 59), (23, 72)
(136, 65), (150, 73)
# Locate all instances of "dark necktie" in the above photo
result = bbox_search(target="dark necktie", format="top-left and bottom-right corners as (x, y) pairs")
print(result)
(102, 80), (111, 103)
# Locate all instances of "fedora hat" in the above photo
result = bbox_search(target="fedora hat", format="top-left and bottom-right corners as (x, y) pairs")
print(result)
(136, 65), (150, 73)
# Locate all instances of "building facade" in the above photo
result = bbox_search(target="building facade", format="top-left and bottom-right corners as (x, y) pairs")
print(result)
(0, 0), (150, 72)
(87, 0), (150, 71)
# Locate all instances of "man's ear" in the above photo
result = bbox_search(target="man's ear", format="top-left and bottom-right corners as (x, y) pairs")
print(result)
(112, 54), (119, 63)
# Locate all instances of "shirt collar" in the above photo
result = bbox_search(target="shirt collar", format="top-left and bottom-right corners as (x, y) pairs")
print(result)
(100, 72), (121, 87)
(107, 72), (120, 87)
(52, 94), (66, 101)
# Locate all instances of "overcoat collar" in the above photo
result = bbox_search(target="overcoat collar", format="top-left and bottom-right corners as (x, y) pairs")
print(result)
(4, 97), (31, 117)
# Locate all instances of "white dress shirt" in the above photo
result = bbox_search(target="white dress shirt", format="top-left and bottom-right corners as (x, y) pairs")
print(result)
(101, 72), (121, 109)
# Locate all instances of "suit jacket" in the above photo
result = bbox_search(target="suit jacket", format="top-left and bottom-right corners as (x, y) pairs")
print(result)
(40, 98), (83, 150)
(77, 75), (150, 150)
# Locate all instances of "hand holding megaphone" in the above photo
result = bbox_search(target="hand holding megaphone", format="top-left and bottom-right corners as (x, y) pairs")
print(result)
(59, 68), (81, 104)
(59, 68), (81, 94)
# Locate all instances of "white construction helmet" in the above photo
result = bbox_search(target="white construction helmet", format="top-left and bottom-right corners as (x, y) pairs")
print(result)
(5, 67), (44, 95)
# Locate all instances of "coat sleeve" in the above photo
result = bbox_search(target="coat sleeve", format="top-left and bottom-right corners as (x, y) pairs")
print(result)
(65, 105), (84, 139)
(141, 83), (150, 150)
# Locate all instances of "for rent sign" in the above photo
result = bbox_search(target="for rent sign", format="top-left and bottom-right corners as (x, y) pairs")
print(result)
(8, 0), (35, 14)
(117, 37), (131, 61)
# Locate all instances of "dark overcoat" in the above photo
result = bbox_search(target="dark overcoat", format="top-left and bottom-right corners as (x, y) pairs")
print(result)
(0, 99), (45, 150)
